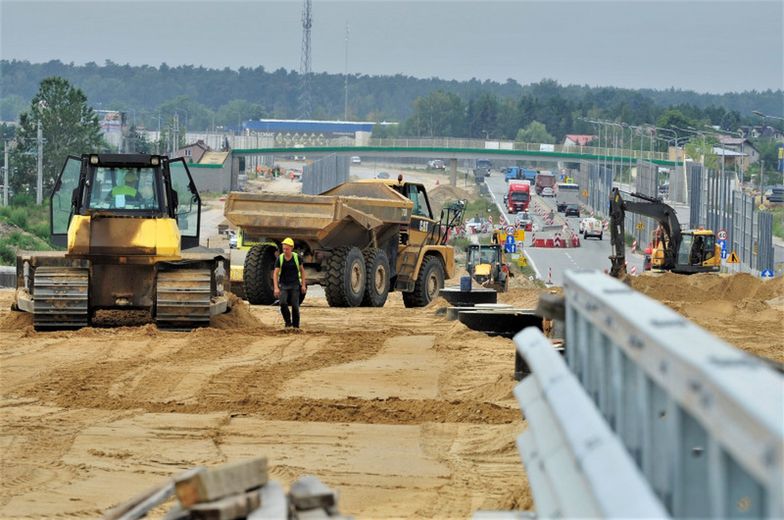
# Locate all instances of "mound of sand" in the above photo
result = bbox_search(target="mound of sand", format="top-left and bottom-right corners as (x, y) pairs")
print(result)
(631, 272), (784, 365)
(428, 185), (476, 214)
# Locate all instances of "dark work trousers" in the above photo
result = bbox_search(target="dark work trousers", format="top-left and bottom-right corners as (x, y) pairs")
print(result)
(279, 285), (301, 328)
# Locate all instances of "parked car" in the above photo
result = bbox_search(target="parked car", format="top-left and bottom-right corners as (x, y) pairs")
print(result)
(556, 201), (568, 212)
(541, 186), (555, 197)
(351, 156), (361, 164)
(228, 231), (238, 249)
(428, 159), (446, 170)
(376, 171), (390, 179)
(565, 204), (580, 217)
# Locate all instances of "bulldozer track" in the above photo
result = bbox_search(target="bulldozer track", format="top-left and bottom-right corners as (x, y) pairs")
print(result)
(155, 268), (212, 330)
(32, 267), (90, 330)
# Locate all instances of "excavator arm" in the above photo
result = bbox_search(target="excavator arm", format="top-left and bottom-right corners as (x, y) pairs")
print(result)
(608, 188), (683, 277)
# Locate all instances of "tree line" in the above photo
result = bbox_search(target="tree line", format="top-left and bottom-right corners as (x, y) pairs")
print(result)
(1, 60), (781, 136)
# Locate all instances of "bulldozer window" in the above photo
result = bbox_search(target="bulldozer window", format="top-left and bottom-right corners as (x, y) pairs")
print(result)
(702, 235), (716, 261)
(88, 167), (159, 210)
(51, 157), (81, 235)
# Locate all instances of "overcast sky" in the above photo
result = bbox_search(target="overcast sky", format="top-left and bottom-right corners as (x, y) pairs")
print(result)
(1, 0), (782, 94)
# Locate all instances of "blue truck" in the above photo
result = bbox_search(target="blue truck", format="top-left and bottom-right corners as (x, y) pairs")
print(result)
(522, 168), (537, 182)
(504, 166), (521, 182)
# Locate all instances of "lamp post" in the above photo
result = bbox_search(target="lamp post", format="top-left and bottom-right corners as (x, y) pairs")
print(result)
(36, 100), (48, 205)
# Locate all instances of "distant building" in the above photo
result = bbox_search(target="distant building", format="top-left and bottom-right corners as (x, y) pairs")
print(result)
(173, 140), (210, 163)
(717, 136), (759, 170)
(95, 110), (128, 151)
(563, 134), (597, 147)
(241, 119), (382, 146)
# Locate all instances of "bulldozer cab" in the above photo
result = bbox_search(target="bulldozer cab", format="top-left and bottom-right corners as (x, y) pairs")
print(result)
(50, 154), (202, 249)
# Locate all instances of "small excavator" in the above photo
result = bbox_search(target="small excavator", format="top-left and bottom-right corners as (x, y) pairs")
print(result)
(608, 187), (721, 278)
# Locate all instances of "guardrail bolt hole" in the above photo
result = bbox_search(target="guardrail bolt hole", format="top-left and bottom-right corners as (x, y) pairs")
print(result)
(691, 446), (704, 457)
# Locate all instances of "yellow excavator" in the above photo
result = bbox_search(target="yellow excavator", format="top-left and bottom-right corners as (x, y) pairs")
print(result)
(13, 153), (229, 329)
(608, 188), (721, 277)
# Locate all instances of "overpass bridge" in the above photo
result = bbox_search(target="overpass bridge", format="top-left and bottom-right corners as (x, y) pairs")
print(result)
(231, 137), (680, 168)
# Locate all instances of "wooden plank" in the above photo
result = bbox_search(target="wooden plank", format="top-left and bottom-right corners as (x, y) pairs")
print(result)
(175, 458), (268, 507)
(189, 489), (262, 520)
(289, 475), (337, 511)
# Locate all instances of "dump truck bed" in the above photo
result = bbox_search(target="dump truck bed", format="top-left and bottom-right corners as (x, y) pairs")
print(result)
(224, 182), (414, 244)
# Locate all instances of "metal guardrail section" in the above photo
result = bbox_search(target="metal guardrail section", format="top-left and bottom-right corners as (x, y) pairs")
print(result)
(513, 327), (668, 518)
(562, 271), (784, 518)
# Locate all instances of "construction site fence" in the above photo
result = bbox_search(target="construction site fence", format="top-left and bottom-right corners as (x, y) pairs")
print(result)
(510, 271), (783, 518)
(689, 164), (775, 273)
(301, 154), (349, 195)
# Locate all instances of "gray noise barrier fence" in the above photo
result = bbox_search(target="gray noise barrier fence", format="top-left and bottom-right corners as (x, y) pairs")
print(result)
(301, 154), (349, 195)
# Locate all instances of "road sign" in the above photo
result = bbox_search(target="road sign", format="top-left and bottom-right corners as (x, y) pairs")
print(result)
(718, 239), (727, 252)
(505, 242), (517, 253)
(582, 190), (588, 198)
(636, 222), (645, 231)
(721, 249), (728, 260)
(727, 251), (740, 264)
(514, 229), (526, 242)
(761, 269), (774, 279)
(717, 229), (727, 241)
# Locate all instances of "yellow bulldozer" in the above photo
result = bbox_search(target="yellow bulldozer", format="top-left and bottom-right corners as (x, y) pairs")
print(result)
(13, 153), (229, 330)
(224, 178), (465, 307)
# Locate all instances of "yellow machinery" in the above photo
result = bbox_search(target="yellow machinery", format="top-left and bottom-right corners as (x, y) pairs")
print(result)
(224, 179), (464, 308)
(609, 188), (720, 277)
(466, 244), (511, 292)
(14, 154), (229, 329)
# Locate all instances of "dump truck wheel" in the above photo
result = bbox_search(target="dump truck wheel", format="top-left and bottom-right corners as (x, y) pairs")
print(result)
(361, 248), (390, 307)
(244, 244), (277, 305)
(403, 255), (444, 308)
(325, 246), (366, 307)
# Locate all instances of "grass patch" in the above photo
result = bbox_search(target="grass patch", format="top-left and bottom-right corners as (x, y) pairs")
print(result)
(770, 207), (784, 240)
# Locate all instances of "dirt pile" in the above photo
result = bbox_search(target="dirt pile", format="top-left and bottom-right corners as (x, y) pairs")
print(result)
(631, 273), (784, 364)
(428, 185), (476, 214)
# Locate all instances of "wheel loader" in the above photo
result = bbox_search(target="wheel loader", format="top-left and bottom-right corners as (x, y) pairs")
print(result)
(466, 244), (511, 292)
(224, 178), (464, 308)
(13, 153), (229, 330)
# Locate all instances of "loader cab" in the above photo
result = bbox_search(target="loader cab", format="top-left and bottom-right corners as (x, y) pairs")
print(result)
(50, 154), (202, 250)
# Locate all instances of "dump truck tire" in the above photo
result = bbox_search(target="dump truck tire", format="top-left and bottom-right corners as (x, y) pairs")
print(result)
(361, 248), (390, 307)
(403, 255), (444, 308)
(325, 246), (366, 307)
(244, 244), (277, 305)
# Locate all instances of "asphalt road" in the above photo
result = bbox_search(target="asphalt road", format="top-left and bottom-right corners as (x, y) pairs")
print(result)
(485, 173), (644, 286)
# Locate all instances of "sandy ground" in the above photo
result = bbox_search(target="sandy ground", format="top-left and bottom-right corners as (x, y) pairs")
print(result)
(1, 268), (781, 518)
(0, 289), (531, 519)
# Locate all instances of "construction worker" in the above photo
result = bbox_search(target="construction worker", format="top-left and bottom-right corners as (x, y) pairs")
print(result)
(273, 237), (307, 329)
(109, 170), (139, 207)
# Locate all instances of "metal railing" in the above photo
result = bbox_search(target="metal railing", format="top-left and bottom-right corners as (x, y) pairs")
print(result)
(509, 271), (784, 518)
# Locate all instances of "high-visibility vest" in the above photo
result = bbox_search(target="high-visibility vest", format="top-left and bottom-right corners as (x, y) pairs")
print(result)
(278, 252), (302, 283)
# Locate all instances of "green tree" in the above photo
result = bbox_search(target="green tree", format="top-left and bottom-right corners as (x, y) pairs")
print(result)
(11, 77), (103, 199)
(684, 135), (720, 169)
(405, 90), (465, 137)
(516, 121), (555, 144)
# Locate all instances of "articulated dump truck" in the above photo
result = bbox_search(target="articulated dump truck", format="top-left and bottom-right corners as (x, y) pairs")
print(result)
(14, 154), (229, 330)
(224, 179), (465, 308)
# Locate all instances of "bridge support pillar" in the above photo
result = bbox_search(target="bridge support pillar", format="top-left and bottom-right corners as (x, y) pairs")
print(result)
(449, 158), (457, 187)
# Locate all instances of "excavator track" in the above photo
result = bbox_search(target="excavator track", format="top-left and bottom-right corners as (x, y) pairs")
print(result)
(155, 268), (212, 330)
(33, 267), (90, 330)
